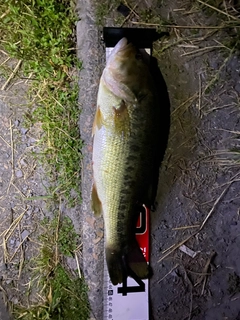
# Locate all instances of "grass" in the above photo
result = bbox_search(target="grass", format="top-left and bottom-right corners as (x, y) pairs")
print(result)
(0, 0), (89, 319)
(0, 0), (82, 207)
(95, 0), (131, 26)
(95, 0), (111, 25)
(14, 214), (89, 320)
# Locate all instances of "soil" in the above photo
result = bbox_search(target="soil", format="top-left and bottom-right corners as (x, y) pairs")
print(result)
(77, 0), (240, 320)
(0, 0), (240, 320)
(0, 54), (81, 319)
(0, 68), (53, 319)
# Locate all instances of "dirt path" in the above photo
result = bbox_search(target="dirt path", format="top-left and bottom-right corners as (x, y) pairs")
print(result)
(0, 51), (83, 319)
(0, 63), (51, 319)
(77, 1), (105, 318)
(77, 0), (240, 319)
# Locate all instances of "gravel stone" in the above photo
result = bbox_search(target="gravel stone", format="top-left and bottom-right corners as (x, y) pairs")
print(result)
(15, 170), (23, 178)
(21, 230), (30, 240)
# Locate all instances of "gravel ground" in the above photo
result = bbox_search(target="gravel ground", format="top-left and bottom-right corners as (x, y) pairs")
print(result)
(77, 0), (240, 319)
(0, 69), (51, 319)
(77, 1), (105, 318)
(0, 51), (81, 320)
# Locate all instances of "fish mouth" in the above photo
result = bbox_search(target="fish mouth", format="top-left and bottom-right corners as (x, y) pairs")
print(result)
(115, 37), (128, 51)
(108, 37), (135, 62)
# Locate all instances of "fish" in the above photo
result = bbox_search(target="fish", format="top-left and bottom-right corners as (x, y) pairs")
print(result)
(91, 37), (161, 285)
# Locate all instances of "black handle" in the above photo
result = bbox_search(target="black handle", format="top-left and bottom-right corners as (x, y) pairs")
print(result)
(103, 27), (167, 48)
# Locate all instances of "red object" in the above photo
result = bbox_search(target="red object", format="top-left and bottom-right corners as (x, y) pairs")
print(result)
(136, 206), (150, 263)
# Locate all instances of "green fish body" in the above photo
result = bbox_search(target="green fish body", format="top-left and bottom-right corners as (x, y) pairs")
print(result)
(92, 38), (159, 285)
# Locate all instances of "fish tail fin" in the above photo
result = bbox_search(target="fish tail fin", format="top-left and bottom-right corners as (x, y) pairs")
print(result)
(105, 246), (123, 285)
(127, 238), (150, 280)
(106, 240), (150, 285)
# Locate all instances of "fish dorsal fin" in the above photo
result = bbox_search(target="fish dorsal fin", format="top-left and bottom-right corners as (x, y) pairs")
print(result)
(91, 183), (102, 216)
(92, 106), (103, 136)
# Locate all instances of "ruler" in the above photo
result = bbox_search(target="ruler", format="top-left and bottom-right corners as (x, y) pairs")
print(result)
(103, 206), (150, 320)
(103, 35), (152, 320)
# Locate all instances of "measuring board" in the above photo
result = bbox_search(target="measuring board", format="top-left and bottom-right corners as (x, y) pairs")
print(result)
(102, 27), (161, 320)
(103, 206), (150, 320)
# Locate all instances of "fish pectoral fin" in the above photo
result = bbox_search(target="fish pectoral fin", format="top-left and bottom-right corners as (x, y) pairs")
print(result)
(91, 183), (102, 216)
(113, 100), (130, 136)
(92, 106), (103, 136)
(103, 70), (136, 103)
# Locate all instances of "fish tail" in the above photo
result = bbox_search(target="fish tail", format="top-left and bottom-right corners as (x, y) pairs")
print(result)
(127, 238), (150, 280)
(106, 246), (123, 285)
(106, 240), (150, 285)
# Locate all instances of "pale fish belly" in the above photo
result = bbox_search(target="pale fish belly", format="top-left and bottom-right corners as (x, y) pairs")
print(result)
(93, 124), (129, 247)
(92, 107), (154, 249)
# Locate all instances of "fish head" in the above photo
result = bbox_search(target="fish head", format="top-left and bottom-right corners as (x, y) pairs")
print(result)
(107, 37), (136, 66)
(107, 37), (150, 75)
(103, 38), (152, 102)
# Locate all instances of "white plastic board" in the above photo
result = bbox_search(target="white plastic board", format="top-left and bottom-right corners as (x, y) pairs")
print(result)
(103, 45), (151, 320)
(103, 206), (150, 320)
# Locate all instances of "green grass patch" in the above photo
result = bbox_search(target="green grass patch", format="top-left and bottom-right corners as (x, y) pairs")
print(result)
(0, 0), (89, 318)
(14, 215), (89, 320)
(95, 0), (125, 26)
(0, 0), (82, 206)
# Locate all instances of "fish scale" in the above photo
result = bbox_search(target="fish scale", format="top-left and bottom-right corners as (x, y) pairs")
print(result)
(100, 136), (135, 243)
(96, 122), (150, 245)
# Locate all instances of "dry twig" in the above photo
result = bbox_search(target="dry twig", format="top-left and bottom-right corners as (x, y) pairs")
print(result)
(158, 234), (195, 262)
(172, 225), (200, 231)
(1, 208), (27, 263)
(194, 252), (216, 295)
(75, 252), (81, 278)
(181, 45), (225, 57)
(131, 21), (240, 29)
(197, 0), (239, 20)
(120, 2), (139, 27)
(1, 60), (22, 90)
(6, 119), (15, 194)
(199, 176), (239, 231)
(159, 172), (240, 263)
(158, 264), (179, 283)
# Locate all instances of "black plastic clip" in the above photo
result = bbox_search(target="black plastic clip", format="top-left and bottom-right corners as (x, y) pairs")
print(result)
(103, 27), (168, 51)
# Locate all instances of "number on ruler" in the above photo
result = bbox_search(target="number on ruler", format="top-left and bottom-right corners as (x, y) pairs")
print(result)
(117, 277), (145, 296)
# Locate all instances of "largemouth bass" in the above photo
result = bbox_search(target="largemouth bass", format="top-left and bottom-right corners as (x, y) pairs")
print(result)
(92, 37), (160, 285)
